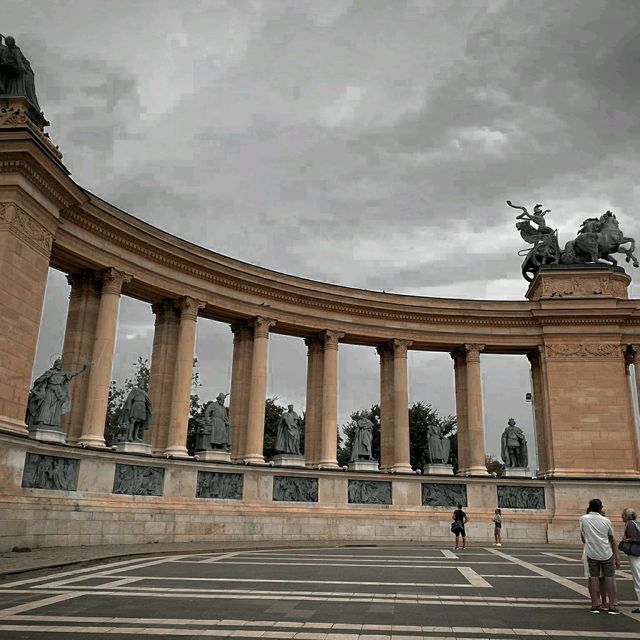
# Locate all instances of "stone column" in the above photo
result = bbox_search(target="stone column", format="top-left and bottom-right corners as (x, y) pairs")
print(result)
(61, 270), (101, 443)
(463, 343), (488, 476)
(450, 348), (469, 476)
(391, 339), (413, 473)
(304, 335), (324, 467)
(317, 330), (344, 469)
(626, 345), (640, 471)
(243, 317), (276, 465)
(79, 268), (132, 447)
(164, 297), (205, 457)
(631, 345), (640, 424)
(229, 320), (253, 462)
(528, 348), (548, 476)
(377, 343), (394, 471)
(148, 300), (180, 453)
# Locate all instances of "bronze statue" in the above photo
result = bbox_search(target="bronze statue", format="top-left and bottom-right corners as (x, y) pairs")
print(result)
(26, 358), (88, 429)
(196, 393), (231, 451)
(501, 418), (528, 468)
(427, 423), (451, 464)
(117, 383), (153, 442)
(350, 413), (374, 462)
(0, 35), (41, 111)
(275, 404), (302, 455)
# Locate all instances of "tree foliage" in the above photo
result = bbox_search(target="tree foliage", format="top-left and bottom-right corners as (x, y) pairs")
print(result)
(485, 454), (504, 477)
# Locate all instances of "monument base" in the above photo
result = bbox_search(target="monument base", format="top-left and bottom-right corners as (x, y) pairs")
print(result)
(423, 463), (454, 476)
(503, 467), (532, 478)
(114, 441), (152, 455)
(28, 427), (66, 444)
(196, 450), (231, 463)
(348, 460), (379, 472)
(272, 454), (305, 468)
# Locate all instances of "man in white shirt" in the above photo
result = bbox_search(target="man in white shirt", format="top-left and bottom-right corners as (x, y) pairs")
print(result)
(580, 498), (620, 614)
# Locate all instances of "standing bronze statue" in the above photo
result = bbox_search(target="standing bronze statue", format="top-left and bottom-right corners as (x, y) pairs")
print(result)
(0, 35), (41, 111)
(117, 383), (153, 442)
(501, 418), (528, 468)
(350, 413), (375, 462)
(275, 404), (302, 455)
(196, 393), (231, 451)
(427, 423), (451, 464)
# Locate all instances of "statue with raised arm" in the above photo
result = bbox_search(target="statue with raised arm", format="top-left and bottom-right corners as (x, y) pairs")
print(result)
(275, 404), (302, 455)
(350, 412), (374, 462)
(26, 358), (88, 429)
(0, 35), (41, 111)
(118, 382), (153, 442)
(501, 418), (528, 468)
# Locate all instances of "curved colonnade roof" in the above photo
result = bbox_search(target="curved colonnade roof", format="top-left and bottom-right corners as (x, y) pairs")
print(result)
(49, 186), (640, 353)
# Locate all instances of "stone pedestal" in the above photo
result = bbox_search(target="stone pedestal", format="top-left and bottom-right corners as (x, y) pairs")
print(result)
(114, 441), (152, 455)
(423, 463), (454, 476)
(272, 454), (305, 468)
(348, 459), (379, 472)
(27, 427), (66, 444)
(503, 467), (532, 478)
(196, 450), (231, 463)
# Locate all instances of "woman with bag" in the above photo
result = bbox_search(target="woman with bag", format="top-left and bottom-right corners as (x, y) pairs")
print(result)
(451, 503), (468, 550)
(620, 507), (640, 613)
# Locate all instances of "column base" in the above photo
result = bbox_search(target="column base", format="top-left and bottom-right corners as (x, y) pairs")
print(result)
(114, 441), (153, 455)
(272, 454), (305, 467)
(243, 454), (267, 465)
(196, 449), (231, 463)
(317, 459), (340, 470)
(76, 434), (107, 449)
(28, 426), (67, 444)
(423, 463), (454, 476)
(163, 445), (190, 458)
(457, 466), (489, 477)
(0, 415), (29, 436)
(390, 464), (415, 474)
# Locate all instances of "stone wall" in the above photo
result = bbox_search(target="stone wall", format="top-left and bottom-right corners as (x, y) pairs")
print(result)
(1, 432), (636, 552)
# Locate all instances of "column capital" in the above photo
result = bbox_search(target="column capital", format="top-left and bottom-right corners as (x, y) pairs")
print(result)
(626, 344), (640, 359)
(252, 316), (276, 338)
(175, 296), (206, 321)
(376, 342), (393, 357)
(526, 347), (543, 365)
(101, 268), (132, 295)
(323, 330), (345, 350)
(392, 339), (412, 358)
(151, 298), (180, 318)
(305, 333), (324, 350)
(464, 343), (485, 362)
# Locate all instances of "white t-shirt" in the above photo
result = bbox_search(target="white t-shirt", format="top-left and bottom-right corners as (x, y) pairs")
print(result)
(580, 512), (614, 561)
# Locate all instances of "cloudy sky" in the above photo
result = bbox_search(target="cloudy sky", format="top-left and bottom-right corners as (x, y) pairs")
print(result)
(8, 0), (640, 464)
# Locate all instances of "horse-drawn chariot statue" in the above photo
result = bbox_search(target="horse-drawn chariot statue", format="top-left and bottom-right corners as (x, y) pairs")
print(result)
(509, 200), (638, 282)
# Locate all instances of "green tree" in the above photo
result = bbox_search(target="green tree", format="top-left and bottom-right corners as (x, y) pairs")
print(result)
(485, 454), (504, 477)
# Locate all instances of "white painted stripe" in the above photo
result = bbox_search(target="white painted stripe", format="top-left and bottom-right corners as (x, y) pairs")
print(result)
(486, 547), (589, 597)
(441, 550), (458, 559)
(457, 567), (491, 588)
(542, 552), (580, 562)
(200, 551), (242, 563)
(0, 591), (84, 618)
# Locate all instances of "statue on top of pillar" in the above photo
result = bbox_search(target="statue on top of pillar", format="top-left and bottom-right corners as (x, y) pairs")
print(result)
(196, 393), (231, 451)
(26, 358), (88, 430)
(501, 418), (528, 468)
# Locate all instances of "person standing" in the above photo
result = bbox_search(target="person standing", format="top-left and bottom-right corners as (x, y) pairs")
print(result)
(451, 503), (468, 550)
(579, 498), (620, 614)
(493, 508), (502, 546)
(620, 507), (640, 613)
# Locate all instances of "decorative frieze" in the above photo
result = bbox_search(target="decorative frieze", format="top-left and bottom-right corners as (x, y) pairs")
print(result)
(272, 476), (318, 502)
(497, 485), (545, 509)
(421, 483), (467, 507)
(545, 343), (622, 360)
(196, 471), (243, 500)
(348, 479), (392, 505)
(112, 464), (164, 496)
(21, 453), (79, 491)
(0, 203), (53, 257)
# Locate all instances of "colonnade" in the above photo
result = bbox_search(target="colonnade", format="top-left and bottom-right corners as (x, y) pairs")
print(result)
(57, 267), (498, 474)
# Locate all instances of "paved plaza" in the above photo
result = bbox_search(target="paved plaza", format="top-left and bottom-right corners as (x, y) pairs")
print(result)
(0, 545), (639, 639)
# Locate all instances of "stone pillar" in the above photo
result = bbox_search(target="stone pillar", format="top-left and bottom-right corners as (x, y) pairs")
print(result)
(304, 335), (324, 467)
(164, 297), (205, 457)
(463, 343), (488, 476)
(229, 320), (253, 462)
(61, 271), (101, 443)
(528, 348), (549, 476)
(0, 201), (56, 435)
(148, 300), (180, 453)
(631, 345), (640, 426)
(317, 330), (344, 469)
(450, 348), (469, 476)
(79, 268), (131, 447)
(377, 343), (394, 471)
(626, 346), (640, 472)
(391, 339), (413, 474)
(243, 317), (275, 465)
